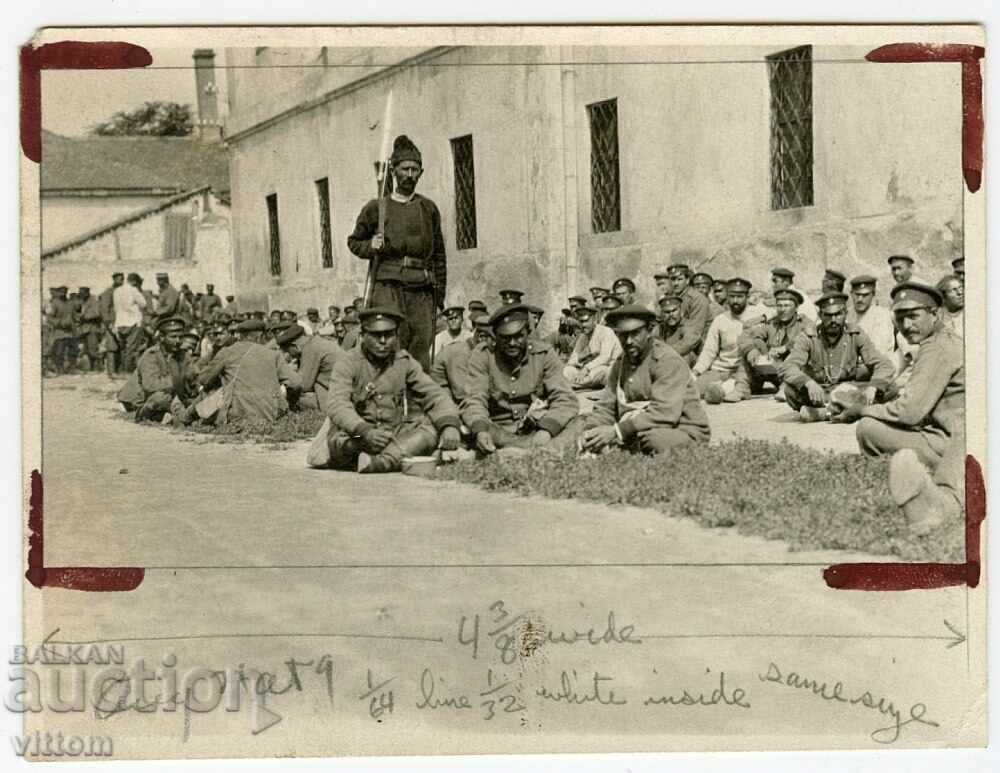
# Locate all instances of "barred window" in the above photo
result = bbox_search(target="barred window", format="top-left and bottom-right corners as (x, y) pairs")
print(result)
(315, 177), (333, 268)
(767, 45), (813, 210)
(266, 193), (281, 276)
(587, 98), (621, 233)
(450, 134), (478, 250)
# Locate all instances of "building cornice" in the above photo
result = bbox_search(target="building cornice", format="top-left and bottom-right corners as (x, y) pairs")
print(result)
(225, 46), (460, 145)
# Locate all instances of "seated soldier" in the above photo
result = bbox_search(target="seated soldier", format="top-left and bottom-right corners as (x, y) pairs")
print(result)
(461, 303), (581, 455)
(737, 287), (814, 395)
(431, 312), (493, 405)
(197, 318), (301, 427)
(668, 263), (712, 341)
(580, 304), (710, 454)
(778, 292), (895, 422)
(831, 281), (964, 534)
(562, 304), (622, 389)
(316, 307), (461, 473)
(691, 277), (758, 404)
(116, 316), (198, 424)
(655, 294), (700, 367)
(277, 323), (344, 411)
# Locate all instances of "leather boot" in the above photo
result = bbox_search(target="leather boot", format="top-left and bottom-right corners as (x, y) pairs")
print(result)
(889, 449), (961, 535)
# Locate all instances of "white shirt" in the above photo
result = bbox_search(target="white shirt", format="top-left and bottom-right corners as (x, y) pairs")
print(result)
(694, 310), (748, 375)
(847, 303), (895, 355)
(566, 323), (622, 371)
(113, 284), (147, 328)
(941, 308), (964, 340)
(433, 328), (470, 354)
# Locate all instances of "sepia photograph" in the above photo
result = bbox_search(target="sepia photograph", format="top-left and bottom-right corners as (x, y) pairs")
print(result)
(16, 23), (987, 762)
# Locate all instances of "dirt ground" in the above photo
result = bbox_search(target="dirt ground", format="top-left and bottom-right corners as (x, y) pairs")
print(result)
(26, 375), (978, 758)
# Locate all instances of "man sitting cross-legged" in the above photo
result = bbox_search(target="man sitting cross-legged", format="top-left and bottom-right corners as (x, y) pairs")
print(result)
(778, 292), (895, 422)
(461, 303), (581, 455)
(580, 304), (711, 455)
(316, 307), (461, 473)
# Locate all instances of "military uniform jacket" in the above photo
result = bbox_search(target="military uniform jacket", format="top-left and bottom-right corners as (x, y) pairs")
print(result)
(860, 328), (964, 440)
(197, 293), (222, 321)
(680, 287), (712, 340)
(327, 346), (460, 436)
(585, 340), (711, 442)
(779, 324), (895, 390)
(198, 340), (300, 426)
(77, 296), (103, 334)
(657, 320), (701, 360)
(46, 298), (76, 341)
(298, 335), (344, 394)
(117, 344), (196, 407)
(97, 286), (116, 326)
(738, 313), (814, 360)
(461, 340), (579, 436)
(154, 285), (180, 319)
(430, 338), (483, 404)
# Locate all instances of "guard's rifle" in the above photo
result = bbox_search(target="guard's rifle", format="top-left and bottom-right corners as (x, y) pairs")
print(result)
(362, 90), (394, 309)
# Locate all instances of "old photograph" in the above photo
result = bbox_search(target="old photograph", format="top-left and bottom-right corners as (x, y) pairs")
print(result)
(18, 24), (986, 761)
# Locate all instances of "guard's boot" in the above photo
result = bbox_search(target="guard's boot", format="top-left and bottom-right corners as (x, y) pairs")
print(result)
(357, 452), (399, 474)
(888, 449), (962, 536)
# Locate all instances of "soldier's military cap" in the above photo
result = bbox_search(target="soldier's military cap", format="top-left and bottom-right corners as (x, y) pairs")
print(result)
(267, 319), (293, 334)
(952, 257), (965, 272)
(498, 289), (525, 304)
(276, 324), (308, 347)
(712, 279), (727, 289)
(471, 312), (492, 329)
(657, 294), (684, 308)
(612, 277), (636, 292)
(181, 328), (201, 341)
(111, 271), (124, 279)
(726, 277), (752, 292)
(890, 281), (942, 311)
(824, 269), (847, 283)
(849, 274), (877, 289)
(279, 310), (298, 321)
(604, 304), (657, 333)
(155, 272), (169, 280)
(306, 307), (320, 316)
(467, 300), (487, 312)
(573, 304), (600, 319)
(156, 315), (187, 333)
(252, 310), (266, 320)
(342, 307), (360, 321)
(771, 267), (795, 279)
(590, 286), (610, 295)
(443, 305), (465, 317)
(526, 304), (544, 315)
(816, 292), (849, 312)
(236, 318), (266, 332)
(359, 306), (404, 332)
(489, 303), (531, 336)
(600, 295), (623, 310)
(691, 272), (714, 284)
(54, 285), (68, 293)
(78, 286), (90, 292)
(887, 254), (915, 266)
(653, 270), (672, 280)
(568, 294), (588, 305)
(668, 263), (690, 274)
(327, 304), (341, 312)
(773, 288), (804, 305)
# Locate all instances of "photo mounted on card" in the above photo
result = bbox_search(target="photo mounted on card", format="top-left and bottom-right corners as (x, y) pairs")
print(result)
(18, 24), (985, 760)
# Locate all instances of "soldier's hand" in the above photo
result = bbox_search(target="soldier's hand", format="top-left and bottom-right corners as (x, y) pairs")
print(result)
(530, 429), (552, 447)
(362, 425), (393, 452)
(581, 425), (616, 451)
(438, 426), (461, 451)
(806, 381), (826, 405)
(861, 386), (877, 406)
(370, 233), (385, 253)
(475, 430), (496, 454)
(831, 403), (864, 424)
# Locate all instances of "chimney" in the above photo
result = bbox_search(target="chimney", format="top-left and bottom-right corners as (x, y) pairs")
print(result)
(192, 49), (222, 142)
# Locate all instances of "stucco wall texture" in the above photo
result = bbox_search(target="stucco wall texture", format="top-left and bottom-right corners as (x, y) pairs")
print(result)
(224, 45), (963, 318)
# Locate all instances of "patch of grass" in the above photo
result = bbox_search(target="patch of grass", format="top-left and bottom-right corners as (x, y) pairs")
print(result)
(435, 439), (963, 562)
(186, 407), (326, 444)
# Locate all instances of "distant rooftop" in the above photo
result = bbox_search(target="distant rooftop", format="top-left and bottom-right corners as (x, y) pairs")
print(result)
(41, 130), (230, 197)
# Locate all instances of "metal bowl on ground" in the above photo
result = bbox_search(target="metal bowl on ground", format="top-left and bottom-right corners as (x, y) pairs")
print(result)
(401, 455), (439, 477)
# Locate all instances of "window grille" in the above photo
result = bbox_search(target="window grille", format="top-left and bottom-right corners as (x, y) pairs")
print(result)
(767, 45), (814, 210)
(450, 135), (478, 249)
(587, 99), (621, 233)
(316, 177), (334, 268)
(266, 193), (281, 276)
(163, 213), (193, 260)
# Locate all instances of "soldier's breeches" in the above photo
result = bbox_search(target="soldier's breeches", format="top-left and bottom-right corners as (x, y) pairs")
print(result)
(634, 427), (702, 455)
(370, 282), (435, 373)
(481, 416), (583, 451)
(135, 391), (174, 422)
(327, 421), (438, 472)
(855, 417), (950, 469)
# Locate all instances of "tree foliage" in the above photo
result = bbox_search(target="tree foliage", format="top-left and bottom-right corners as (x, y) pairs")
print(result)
(91, 101), (194, 137)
